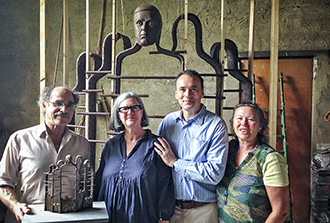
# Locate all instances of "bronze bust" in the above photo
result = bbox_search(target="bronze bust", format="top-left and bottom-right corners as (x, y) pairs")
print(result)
(134, 5), (162, 46)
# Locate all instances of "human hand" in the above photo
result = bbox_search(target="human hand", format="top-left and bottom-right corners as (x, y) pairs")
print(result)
(154, 138), (177, 168)
(12, 202), (30, 222)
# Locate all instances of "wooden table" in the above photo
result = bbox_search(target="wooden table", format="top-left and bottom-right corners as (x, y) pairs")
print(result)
(22, 201), (109, 223)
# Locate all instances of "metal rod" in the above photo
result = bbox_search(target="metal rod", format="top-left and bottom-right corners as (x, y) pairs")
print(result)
(107, 76), (176, 79)
(86, 70), (242, 74)
(77, 112), (110, 116)
(184, 0), (188, 69)
(97, 0), (106, 54)
(223, 89), (242, 92)
(82, 89), (104, 93)
(111, 0), (116, 78)
(53, 16), (63, 86)
(100, 93), (149, 98)
(252, 73), (256, 103)
(149, 50), (187, 54)
(67, 124), (85, 129)
(85, 0), (90, 141)
(148, 115), (165, 119)
(279, 73), (292, 223)
(104, 74), (227, 80)
(63, 0), (69, 85)
(220, 0), (225, 68)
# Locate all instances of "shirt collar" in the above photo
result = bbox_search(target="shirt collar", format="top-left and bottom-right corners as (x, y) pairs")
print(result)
(37, 121), (71, 140)
(174, 104), (206, 125)
(37, 121), (48, 138)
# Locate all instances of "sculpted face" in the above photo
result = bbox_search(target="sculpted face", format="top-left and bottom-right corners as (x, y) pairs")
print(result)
(134, 5), (162, 46)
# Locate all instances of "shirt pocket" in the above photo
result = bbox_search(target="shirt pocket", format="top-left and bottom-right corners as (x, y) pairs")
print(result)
(185, 138), (209, 160)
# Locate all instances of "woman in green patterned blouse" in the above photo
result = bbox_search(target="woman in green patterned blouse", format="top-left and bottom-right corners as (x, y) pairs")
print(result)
(217, 102), (289, 223)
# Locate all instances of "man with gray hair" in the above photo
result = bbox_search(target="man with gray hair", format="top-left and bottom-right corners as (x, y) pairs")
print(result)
(0, 86), (90, 223)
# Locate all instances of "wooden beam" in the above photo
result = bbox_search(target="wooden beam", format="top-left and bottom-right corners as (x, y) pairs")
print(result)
(248, 0), (255, 81)
(85, 0), (90, 139)
(40, 0), (49, 122)
(219, 0), (225, 116)
(63, 0), (69, 85)
(184, 0), (188, 70)
(269, 0), (280, 149)
(220, 0), (225, 68)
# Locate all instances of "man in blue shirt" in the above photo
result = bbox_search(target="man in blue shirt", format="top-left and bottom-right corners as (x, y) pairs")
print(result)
(154, 70), (228, 223)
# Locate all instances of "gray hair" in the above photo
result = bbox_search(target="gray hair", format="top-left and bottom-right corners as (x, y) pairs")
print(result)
(37, 85), (79, 116)
(110, 92), (149, 131)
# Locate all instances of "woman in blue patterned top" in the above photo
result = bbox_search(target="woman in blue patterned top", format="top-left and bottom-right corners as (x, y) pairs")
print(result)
(94, 92), (175, 223)
(217, 102), (289, 223)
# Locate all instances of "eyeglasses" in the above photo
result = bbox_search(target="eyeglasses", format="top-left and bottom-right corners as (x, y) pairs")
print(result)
(49, 100), (76, 110)
(118, 105), (142, 113)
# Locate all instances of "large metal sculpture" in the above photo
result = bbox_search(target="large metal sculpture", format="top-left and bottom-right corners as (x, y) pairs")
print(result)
(75, 4), (251, 102)
(73, 5), (252, 166)
(44, 155), (94, 213)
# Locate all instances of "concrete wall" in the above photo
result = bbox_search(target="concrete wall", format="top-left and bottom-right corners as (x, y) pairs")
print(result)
(312, 54), (330, 150)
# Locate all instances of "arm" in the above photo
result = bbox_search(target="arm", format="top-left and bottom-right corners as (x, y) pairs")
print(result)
(94, 146), (107, 201)
(263, 151), (290, 222)
(0, 134), (30, 222)
(0, 185), (30, 223)
(156, 119), (229, 185)
(154, 138), (177, 168)
(155, 145), (175, 222)
(265, 185), (289, 223)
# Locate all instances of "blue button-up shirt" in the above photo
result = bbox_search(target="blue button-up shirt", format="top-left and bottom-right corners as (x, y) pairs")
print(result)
(158, 104), (228, 202)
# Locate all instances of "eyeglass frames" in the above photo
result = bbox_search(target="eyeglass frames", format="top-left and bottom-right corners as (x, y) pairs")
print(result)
(118, 105), (142, 113)
(49, 100), (76, 110)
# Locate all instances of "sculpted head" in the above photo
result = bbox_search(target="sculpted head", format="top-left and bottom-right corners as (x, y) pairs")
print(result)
(133, 5), (162, 46)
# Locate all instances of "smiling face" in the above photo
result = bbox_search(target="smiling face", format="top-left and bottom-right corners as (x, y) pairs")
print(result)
(43, 87), (75, 128)
(175, 74), (204, 120)
(118, 97), (143, 129)
(233, 106), (262, 144)
(133, 5), (162, 46)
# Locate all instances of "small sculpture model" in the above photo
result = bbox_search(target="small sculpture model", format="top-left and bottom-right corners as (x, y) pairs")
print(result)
(44, 155), (94, 213)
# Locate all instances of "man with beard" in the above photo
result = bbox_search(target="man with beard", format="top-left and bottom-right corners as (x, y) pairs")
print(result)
(0, 86), (90, 223)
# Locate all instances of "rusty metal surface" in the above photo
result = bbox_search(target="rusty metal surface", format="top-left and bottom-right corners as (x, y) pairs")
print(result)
(72, 8), (251, 168)
(210, 39), (252, 102)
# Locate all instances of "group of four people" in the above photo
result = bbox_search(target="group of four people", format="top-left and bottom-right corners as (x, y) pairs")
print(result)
(0, 69), (289, 223)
